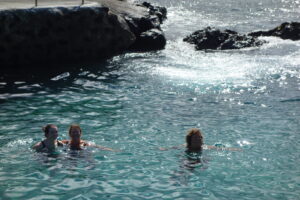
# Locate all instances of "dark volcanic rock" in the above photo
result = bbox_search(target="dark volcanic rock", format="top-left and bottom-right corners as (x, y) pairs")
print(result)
(0, 0), (168, 71)
(129, 28), (166, 51)
(0, 5), (136, 67)
(183, 27), (265, 50)
(101, 0), (167, 51)
(249, 22), (300, 41)
(126, 2), (167, 51)
(139, 1), (167, 23)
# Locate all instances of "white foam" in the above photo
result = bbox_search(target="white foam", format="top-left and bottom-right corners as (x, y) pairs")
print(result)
(6, 138), (34, 148)
(149, 33), (300, 90)
(162, 6), (229, 39)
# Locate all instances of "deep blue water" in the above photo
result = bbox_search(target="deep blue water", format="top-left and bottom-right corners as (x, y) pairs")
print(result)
(0, 0), (300, 199)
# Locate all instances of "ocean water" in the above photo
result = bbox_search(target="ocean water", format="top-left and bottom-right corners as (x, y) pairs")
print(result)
(1, 0), (300, 199)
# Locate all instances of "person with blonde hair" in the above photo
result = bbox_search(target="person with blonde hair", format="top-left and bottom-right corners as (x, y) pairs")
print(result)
(61, 124), (116, 151)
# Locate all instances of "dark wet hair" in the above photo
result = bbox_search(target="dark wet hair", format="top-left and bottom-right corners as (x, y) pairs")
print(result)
(186, 128), (204, 149)
(42, 124), (57, 137)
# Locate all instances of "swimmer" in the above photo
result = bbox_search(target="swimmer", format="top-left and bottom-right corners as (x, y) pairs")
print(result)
(61, 124), (116, 151)
(160, 128), (242, 152)
(32, 124), (63, 152)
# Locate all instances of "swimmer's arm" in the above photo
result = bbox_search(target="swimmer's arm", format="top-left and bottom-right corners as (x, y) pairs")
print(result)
(225, 147), (243, 151)
(84, 142), (120, 152)
(60, 140), (69, 144)
(159, 144), (186, 151)
(32, 142), (42, 151)
(205, 145), (243, 151)
(94, 145), (118, 152)
(56, 140), (64, 146)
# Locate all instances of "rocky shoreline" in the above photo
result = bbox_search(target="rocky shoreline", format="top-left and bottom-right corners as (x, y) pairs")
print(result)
(0, 0), (167, 69)
(1, 0), (299, 74)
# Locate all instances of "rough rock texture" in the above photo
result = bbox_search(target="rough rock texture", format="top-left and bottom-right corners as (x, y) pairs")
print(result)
(130, 28), (166, 51)
(111, 0), (167, 51)
(0, 5), (135, 67)
(183, 27), (265, 50)
(128, 1), (167, 50)
(100, 0), (167, 51)
(249, 22), (300, 41)
(138, 1), (167, 24)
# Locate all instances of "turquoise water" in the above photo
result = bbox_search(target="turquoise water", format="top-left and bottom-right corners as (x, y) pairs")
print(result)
(1, 0), (300, 199)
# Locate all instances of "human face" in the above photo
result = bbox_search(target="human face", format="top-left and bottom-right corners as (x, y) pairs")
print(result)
(69, 128), (81, 139)
(47, 126), (58, 140)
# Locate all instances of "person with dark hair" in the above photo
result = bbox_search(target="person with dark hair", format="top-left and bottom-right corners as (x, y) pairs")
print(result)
(32, 124), (63, 152)
(160, 128), (242, 152)
(185, 128), (204, 152)
(61, 124), (116, 151)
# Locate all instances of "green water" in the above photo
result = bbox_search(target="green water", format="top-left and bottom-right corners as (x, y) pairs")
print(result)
(1, 0), (300, 199)
(1, 50), (299, 199)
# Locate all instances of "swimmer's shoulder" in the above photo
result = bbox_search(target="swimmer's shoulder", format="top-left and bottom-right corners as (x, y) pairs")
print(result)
(32, 140), (46, 150)
(57, 140), (64, 146)
(80, 140), (90, 146)
(32, 141), (42, 150)
(60, 140), (70, 144)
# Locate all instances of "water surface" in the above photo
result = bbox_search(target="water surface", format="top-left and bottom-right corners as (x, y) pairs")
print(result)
(1, 0), (300, 199)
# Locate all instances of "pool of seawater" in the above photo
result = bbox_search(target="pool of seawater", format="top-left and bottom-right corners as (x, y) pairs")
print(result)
(1, 0), (300, 199)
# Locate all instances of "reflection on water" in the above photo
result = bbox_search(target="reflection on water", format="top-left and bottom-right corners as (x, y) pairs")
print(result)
(167, 151), (211, 197)
(1, 0), (300, 199)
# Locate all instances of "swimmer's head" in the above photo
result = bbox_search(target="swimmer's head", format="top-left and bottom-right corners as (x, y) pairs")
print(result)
(69, 124), (82, 139)
(42, 124), (58, 139)
(186, 128), (204, 151)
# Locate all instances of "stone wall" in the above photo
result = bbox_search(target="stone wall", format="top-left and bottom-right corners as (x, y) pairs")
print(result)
(0, 5), (135, 67)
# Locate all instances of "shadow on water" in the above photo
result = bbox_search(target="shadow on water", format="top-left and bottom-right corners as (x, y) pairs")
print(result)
(0, 60), (123, 101)
(33, 147), (96, 171)
(171, 151), (209, 186)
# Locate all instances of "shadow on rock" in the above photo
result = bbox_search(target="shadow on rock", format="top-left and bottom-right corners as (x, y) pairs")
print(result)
(126, 1), (167, 51)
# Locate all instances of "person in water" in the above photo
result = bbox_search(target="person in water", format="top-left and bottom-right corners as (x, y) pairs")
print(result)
(32, 124), (63, 152)
(61, 124), (116, 151)
(160, 128), (242, 152)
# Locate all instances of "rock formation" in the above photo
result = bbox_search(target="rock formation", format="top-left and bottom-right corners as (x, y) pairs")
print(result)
(249, 22), (300, 41)
(0, 0), (167, 68)
(184, 22), (300, 51)
(183, 27), (265, 50)
(100, 0), (167, 51)
(0, 5), (136, 67)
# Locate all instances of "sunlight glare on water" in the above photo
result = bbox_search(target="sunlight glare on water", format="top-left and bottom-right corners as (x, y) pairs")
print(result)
(0, 0), (300, 199)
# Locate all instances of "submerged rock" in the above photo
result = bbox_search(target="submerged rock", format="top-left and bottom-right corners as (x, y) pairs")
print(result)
(249, 22), (300, 41)
(183, 27), (265, 50)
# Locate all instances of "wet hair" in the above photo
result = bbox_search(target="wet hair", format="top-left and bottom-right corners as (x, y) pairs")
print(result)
(68, 124), (82, 136)
(186, 128), (204, 149)
(42, 124), (57, 137)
